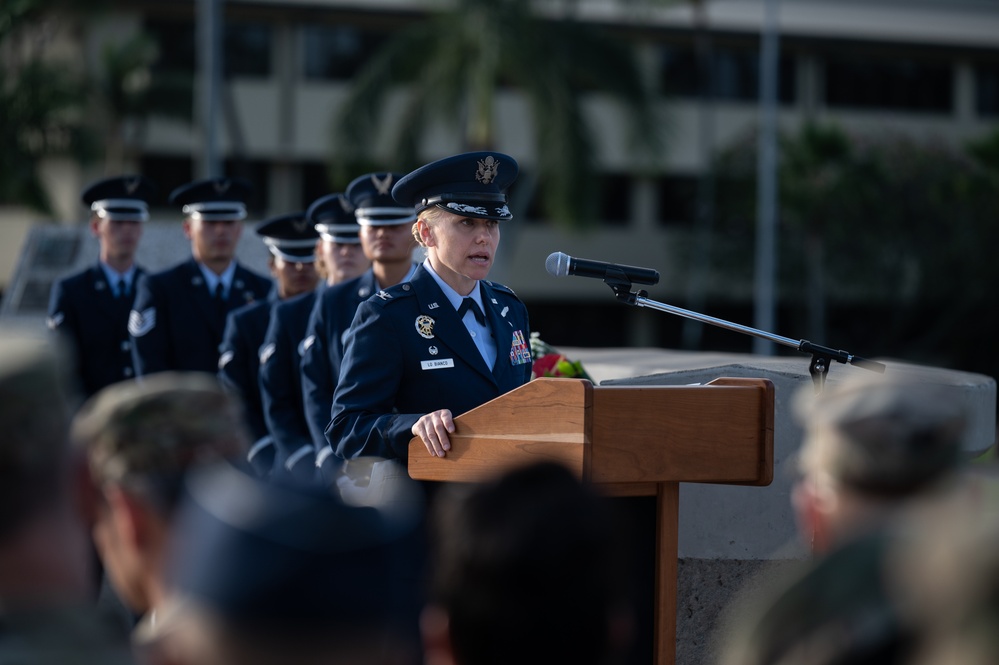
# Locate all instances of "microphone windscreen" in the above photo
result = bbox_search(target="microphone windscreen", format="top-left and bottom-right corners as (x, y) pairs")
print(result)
(545, 251), (570, 277)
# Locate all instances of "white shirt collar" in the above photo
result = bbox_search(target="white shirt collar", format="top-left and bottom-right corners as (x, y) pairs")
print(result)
(422, 259), (482, 312)
(198, 261), (237, 297)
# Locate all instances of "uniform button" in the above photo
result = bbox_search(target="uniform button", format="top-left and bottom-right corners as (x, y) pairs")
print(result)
(124, 367), (134, 377)
(121, 341), (131, 352)
(402, 284), (411, 291)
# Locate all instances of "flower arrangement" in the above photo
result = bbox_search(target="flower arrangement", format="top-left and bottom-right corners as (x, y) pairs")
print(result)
(529, 332), (593, 381)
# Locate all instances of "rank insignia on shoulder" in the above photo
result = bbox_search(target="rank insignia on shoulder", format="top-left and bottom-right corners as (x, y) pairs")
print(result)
(376, 290), (393, 300)
(416, 315), (435, 339)
(128, 308), (156, 337)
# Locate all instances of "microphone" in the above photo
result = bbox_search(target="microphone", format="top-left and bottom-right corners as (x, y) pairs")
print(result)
(545, 251), (660, 286)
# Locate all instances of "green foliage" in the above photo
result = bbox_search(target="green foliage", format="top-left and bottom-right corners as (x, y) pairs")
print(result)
(0, 0), (102, 212)
(713, 122), (999, 376)
(332, 0), (662, 228)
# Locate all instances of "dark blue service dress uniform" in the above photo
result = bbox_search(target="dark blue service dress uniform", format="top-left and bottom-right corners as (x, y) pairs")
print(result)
(327, 265), (533, 462)
(259, 290), (319, 478)
(300, 270), (380, 448)
(218, 298), (274, 452)
(129, 259), (272, 376)
(47, 264), (144, 398)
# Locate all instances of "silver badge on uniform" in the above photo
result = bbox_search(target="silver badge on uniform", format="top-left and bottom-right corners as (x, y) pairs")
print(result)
(415, 315), (435, 339)
(429, 345), (438, 356)
(259, 343), (276, 365)
(218, 350), (235, 370)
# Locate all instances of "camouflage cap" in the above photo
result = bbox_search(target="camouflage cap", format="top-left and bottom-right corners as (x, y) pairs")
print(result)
(0, 336), (78, 537)
(72, 372), (250, 512)
(794, 373), (966, 497)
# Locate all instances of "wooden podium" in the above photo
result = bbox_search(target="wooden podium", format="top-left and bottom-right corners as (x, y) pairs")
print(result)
(408, 377), (775, 665)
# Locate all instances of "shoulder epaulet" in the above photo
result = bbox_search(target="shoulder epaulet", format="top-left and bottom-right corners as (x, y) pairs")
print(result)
(369, 282), (416, 306)
(484, 280), (518, 297)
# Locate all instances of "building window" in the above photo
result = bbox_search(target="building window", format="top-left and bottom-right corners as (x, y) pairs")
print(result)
(657, 175), (699, 227)
(302, 24), (389, 81)
(145, 19), (271, 78)
(824, 54), (952, 113)
(598, 174), (633, 226)
(226, 23), (272, 78)
(660, 44), (796, 104)
(976, 63), (999, 116)
(140, 155), (194, 212)
(301, 161), (335, 209)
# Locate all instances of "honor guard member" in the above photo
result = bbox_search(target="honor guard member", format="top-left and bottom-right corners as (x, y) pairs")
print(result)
(312, 192), (371, 286)
(219, 212), (319, 478)
(129, 177), (272, 376)
(259, 194), (367, 482)
(328, 153), (533, 462)
(302, 174), (419, 461)
(47, 175), (156, 398)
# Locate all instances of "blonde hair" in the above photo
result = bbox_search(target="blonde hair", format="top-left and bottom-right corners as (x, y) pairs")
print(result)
(412, 206), (450, 248)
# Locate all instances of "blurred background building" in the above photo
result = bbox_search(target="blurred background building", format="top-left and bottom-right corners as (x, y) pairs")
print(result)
(3, 0), (998, 378)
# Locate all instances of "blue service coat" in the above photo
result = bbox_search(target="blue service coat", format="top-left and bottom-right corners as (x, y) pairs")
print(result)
(129, 259), (272, 376)
(300, 270), (380, 448)
(327, 265), (533, 461)
(47, 263), (144, 398)
(218, 299), (274, 447)
(259, 290), (317, 478)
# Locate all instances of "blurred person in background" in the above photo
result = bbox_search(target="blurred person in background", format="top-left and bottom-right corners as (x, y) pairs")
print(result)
(217, 213), (319, 477)
(129, 177), (272, 377)
(258, 194), (368, 482)
(48, 175), (156, 398)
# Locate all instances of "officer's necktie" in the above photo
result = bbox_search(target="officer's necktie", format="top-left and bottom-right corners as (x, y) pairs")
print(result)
(214, 282), (226, 316)
(457, 297), (485, 325)
(117, 278), (127, 299)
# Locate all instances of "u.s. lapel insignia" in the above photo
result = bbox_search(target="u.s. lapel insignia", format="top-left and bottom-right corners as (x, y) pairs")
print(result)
(95, 280), (106, 291)
(428, 302), (440, 310)
(234, 279), (245, 289)
(415, 315), (435, 339)
(501, 306), (509, 317)
(429, 345), (438, 356)
(192, 275), (204, 286)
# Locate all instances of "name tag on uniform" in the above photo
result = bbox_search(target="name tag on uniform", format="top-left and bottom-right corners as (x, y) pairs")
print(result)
(421, 358), (455, 370)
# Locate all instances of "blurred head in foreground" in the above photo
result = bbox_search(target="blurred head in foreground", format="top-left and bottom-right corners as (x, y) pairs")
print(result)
(423, 461), (633, 665)
(153, 460), (424, 665)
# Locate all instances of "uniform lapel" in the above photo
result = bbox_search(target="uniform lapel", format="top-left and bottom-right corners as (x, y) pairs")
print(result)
(480, 281), (518, 382)
(411, 269), (495, 385)
(89, 265), (119, 319)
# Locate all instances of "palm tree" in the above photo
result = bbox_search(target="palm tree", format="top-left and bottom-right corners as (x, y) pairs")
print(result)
(332, 0), (663, 227)
(0, 0), (98, 214)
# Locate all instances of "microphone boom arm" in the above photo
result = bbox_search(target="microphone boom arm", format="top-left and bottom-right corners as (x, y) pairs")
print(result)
(604, 277), (885, 392)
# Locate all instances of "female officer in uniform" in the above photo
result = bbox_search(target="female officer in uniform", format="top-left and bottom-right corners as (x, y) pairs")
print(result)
(327, 152), (533, 462)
